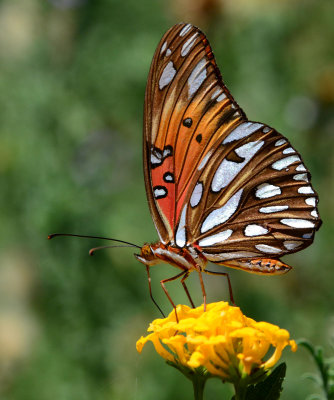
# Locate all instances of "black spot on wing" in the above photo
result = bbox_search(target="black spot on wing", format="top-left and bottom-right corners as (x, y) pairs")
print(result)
(196, 134), (202, 143)
(183, 118), (193, 128)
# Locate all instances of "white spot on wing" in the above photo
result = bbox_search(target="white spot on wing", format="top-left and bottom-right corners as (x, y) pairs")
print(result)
(159, 61), (176, 90)
(283, 147), (295, 154)
(284, 240), (303, 250)
(181, 33), (197, 56)
(244, 224), (269, 237)
(272, 155), (300, 170)
(160, 41), (167, 54)
(166, 48), (171, 56)
(201, 189), (243, 233)
(212, 140), (264, 192)
(303, 232), (313, 239)
(175, 205), (187, 247)
(151, 153), (161, 165)
(296, 164), (306, 172)
(255, 244), (282, 254)
(216, 93), (227, 102)
(298, 186), (314, 194)
(199, 229), (233, 247)
(281, 218), (315, 228)
(263, 127), (271, 133)
(154, 187), (167, 198)
(256, 183), (281, 199)
(223, 122), (263, 144)
(311, 209), (318, 218)
(190, 182), (203, 207)
(305, 197), (316, 207)
(164, 173), (173, 182)
(188, 58), (207, 98)
(293, 173), (308, 182)
(275, 139), (287, 146)
(163, 147), (172, 157)
(211, 88), (222, 99)
(203, 251), (260, 261)
(259, 205), (289, 213)
(198, 151), (212, 171)
(179, 24), (192, 36)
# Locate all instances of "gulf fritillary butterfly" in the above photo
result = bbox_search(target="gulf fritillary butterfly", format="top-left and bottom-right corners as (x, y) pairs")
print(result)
(49, 23), (321, 316)
(134, 23), (321, 312)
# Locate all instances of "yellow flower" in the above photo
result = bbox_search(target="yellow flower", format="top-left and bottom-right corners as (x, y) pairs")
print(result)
(136, 302), (297, 382)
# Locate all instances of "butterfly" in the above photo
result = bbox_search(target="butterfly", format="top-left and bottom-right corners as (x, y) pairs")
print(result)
(134, 23), (322, 313)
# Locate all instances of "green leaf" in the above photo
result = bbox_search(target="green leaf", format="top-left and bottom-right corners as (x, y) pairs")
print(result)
(244, 363), (287, 400)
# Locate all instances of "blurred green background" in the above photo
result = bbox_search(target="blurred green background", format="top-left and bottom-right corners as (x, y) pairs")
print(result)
(0, 0), (333, 399)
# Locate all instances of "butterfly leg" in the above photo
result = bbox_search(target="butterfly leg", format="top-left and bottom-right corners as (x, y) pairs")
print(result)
(203, 269), (235, 305)
(180, 272), (195, 308)
(160, 270), (187, 322)
(196, 268), (207, 311)
(146, 266), (165, 317)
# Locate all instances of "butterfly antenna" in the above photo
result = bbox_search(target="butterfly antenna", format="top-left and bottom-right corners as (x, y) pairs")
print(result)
(48, 233), (141, 249)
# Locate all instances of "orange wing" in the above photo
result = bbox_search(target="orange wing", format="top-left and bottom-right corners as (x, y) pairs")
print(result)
(144, 23), (245, 244)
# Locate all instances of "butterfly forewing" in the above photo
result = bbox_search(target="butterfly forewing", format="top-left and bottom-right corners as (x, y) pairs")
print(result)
(144, 23), (245, 244)
(144, 23), (321, 264)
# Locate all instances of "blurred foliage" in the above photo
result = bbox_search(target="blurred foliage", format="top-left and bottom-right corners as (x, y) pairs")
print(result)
(298, 339), (334, 399)
(0, 0), (333, 399)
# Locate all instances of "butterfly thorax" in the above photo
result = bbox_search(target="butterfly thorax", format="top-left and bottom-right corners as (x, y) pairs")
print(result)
(135, 242), (207, 272)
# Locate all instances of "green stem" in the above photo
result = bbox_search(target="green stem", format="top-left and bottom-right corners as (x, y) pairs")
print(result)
(233, 380), (248, 400)
(192, 376), (206, 400)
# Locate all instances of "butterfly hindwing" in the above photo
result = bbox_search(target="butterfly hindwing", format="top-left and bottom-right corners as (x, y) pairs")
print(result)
(184, 122), (321, 262)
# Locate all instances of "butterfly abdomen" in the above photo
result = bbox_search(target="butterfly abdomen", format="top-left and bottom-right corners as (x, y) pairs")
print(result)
(222, 258), (292, 275)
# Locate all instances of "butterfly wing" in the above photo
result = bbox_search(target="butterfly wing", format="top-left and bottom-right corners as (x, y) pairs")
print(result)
(144, 23), (246, 244)
(185, 122), (321, 263)
(144, 23), (321, 265)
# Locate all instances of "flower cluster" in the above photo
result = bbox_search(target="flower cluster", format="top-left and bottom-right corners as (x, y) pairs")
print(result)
(137, 302), (297, 382)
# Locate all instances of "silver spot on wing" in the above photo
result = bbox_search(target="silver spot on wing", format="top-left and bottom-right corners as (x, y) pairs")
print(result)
(222, 122), (263, 144)
(199, 229), (233, 247)
(190, 182), (203, 207)
(181, 33), (198, 56)
(188, 58), (207, 98)
(280, 218), (315, 228)
(201, 189), (243, 233)
(272, 155), (300, 170)
(159, 61), (176, 89)
(244, 224), (269, 237)
(255, 183), (281, 199)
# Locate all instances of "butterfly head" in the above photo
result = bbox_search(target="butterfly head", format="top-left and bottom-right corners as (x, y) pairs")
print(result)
(135, 243), (160, 266)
